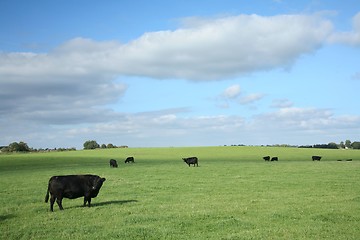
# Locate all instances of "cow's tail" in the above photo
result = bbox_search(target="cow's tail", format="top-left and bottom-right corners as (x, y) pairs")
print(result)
(44, 180), (50, 203)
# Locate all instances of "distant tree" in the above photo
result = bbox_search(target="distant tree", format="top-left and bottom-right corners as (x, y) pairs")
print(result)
(83, 140), (100, 150)
(0, 146), (9, 152)
(313, 143), (338, 149)
(327, 142), (339, 149)
(8, 141), (30, 152)
(8, 142), (20, 152)
(101, 144), (107, 149)
(298, 145), (313, 148)
(339, 141), (345, 149)
(351, 141), (360, 149)
(345, 140), (352, 149)
(107, 143), (115, 148)
(313, 144), (328, 149)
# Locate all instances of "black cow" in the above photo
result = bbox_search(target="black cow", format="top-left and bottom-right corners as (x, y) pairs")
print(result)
(125, 156), (135, 163)
(263, 156), (270, 161)
(271, 157), (278, 161)
(312, 156), (321, 161)
(109, 159), (118, 168)
(45, 174), (106, 212)
(183, 157), (198, 167)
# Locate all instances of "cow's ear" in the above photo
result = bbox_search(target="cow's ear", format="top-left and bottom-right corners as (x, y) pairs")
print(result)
(102, 178), (106, 182)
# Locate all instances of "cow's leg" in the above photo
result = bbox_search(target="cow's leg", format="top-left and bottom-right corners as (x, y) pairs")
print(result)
(50, 195), (56, 212)
(84, 196), (91, 207)
(56, 197), (64, 210)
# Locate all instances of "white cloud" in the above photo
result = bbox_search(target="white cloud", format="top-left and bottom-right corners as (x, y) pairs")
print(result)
(222, 84), (241, 99)
(328, 12), (360, 46)
(117, 14), (332, 80)
(2, 104), (359, 148)
(252, 107), (359, 131)
(271, 98), (294, 108)
(239, 93), (265, 105)
(0, 13), (333, 128)
(49, 108), (360, 148)
(0, 13), (333, 82)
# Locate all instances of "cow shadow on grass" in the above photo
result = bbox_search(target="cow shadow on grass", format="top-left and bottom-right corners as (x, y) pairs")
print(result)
(92, 199), (138, 207)
(0, 214), (16, 222)
(57, 199), (138, 210)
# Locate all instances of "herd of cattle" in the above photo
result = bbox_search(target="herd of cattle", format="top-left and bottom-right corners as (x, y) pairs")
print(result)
(263, 155), (323, 161)
(263, 155), (352, 162)
(263, 156), (321, 161)
(109, 156), (135, 167)
(45, 154), (353, 211)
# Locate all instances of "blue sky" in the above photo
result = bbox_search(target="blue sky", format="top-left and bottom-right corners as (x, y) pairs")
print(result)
(1, 0), (359, 148)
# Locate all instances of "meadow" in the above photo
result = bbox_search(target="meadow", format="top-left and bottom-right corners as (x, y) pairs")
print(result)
(0, 146), (359, 239)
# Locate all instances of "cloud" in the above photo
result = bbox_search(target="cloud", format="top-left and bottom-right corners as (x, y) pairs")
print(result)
(0, 13), (333, 82)
(328, 12), (360, 46)
(119, 14), (332, 80)
(253, 107), (360, 131)
(239, 93), (265, 105)
(1, 13), (333, 129)
(217, 84), (264, 108)
(271, 98), (294, 108)
(221, 84), (241, 99)
(35, 108), (360, 148)
(2, 102), (359, 148)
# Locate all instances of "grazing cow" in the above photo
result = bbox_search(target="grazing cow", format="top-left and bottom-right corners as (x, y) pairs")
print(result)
(263, 156), (270, 161)
(312, 156), (321, 161)
(109, 159), (118, 168)
(271, 157), (278, 161)
(125, 156), (135, 163)
(45, 174), (106, 212)
(182, 157), (199, 167)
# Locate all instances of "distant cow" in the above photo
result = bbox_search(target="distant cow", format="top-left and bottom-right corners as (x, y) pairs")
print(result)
(45, 174), (106, 212)
(312, 156), (321, 161)
(271, 157), (278, 161)
(183, 157), (198, 167)
(109, 159), (118, 168)
(125, 156), (135, 163)
(263, 156), (270, 161)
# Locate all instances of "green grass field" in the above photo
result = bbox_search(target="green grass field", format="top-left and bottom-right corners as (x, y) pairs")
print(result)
(1, 146), (359, 239)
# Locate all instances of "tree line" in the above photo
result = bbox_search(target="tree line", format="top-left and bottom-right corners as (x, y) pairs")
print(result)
(83, 140), (128, 150)
(299, 140), (360, 149)
(0, 141), (76, 153)
(1, 139), (360, 153)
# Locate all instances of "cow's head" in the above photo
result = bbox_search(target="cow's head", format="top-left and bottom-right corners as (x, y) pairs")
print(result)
(92, 177), (106, 191)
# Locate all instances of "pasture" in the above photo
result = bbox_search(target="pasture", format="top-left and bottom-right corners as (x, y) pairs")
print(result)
(1, 146), (359, 239)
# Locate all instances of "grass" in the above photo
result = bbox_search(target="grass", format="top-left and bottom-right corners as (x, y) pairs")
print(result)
(0, 146), (359, 239)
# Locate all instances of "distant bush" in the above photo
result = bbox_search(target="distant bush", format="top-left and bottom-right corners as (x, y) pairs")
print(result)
(313, 143), (338, 149)
(83, 140), (100, 150)
(351, 141), (360, 149)
(1, 142), (31, 152)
